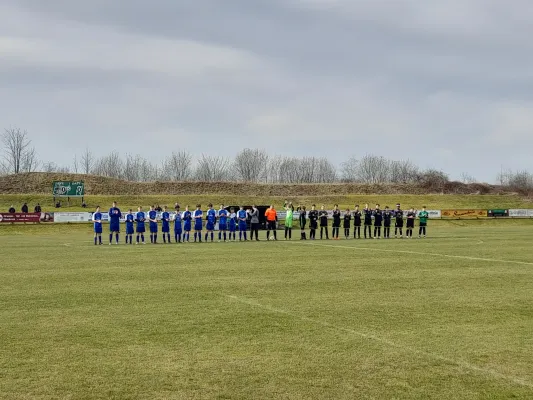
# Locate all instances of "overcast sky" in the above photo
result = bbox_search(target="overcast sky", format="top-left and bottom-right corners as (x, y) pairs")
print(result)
(1, 0), (532, 182)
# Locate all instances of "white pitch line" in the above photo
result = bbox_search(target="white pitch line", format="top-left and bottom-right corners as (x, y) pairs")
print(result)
(226, 294), (533, 390)
(300, 242), (533, 266)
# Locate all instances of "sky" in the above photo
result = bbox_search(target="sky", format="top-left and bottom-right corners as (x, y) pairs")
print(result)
(1, 0), (532, 183)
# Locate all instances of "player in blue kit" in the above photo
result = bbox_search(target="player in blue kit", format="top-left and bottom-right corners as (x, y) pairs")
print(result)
(218, 205), (228, 242)
(93, 206), (103, 245)
(183, 206), (192, 242)
(237, 206), (248, 241)
(205, 204), (217, 242)
(228, 207), (237, 241)
(108, 201), (121, 245)
(135, 206), (146, 244)
(193, 204), (203, 242)
(161, 206), (171, 244)
(125, 209), (135, 244)
(173, 205), (183, 243)
(148, 205), (158, 244)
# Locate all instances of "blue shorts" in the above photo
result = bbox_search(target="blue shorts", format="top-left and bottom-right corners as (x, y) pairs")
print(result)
(184, 223), (191, 232)
(126, 225), (134, 235)
(150, 222), (158, 233)
(238, 222), (247, 231)
(94, 226), (102, 234)
(162, 223), (170, 233)
(206, 222), (215, 231)
(110, 223), (120, 232)
(136, 224), (145, 233)
(229, 224), (236, 232)
(194, 222), (203, 231)
(174, 226), (182, 234)
(219, 224), (227, 231)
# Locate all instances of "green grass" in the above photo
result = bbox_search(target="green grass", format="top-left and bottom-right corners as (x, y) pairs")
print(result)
(1, 221), (533, 399)
(1, 194), (532, 213)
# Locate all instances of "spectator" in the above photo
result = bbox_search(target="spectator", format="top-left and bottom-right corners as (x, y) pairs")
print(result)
(248, 205), (260, 241)
(34, 203), (42, 213)
(8, 205), (16, 213)
(174, 202), (180, 211)
(55, 201), (61, 208)
(21, 203), (29, 213)
(82, 201), (87, 208)
(156, 205), (162, 212)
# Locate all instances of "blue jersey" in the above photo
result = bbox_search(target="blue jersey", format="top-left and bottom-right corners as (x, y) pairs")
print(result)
(183, 211), (192, 231)
(135, 212), (146, 227)
(161, 211), (170, 232)
(93, 212), (102, 233)
(206, 209), (216, 223)
(126, 214), (134, 234)
(229, 213), (237, 231)
(109, 207), (121, 224)
(194, 210), (203, 229)
(237, 210), (247, 222)
(148, 210), (157, 222)
(174, 212), (182, 232)
(218, 209), (228, 225)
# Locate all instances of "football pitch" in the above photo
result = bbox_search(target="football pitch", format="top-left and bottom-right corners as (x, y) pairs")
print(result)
(1, 221), (533, 399)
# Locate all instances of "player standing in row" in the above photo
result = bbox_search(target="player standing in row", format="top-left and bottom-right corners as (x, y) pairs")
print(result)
(183, 206), (192, 242)
(205, 204), (217, 242)
(343, 209), (351, 239)
(284, 201), (294, 240)
(174, 205), (183, 243)
(332, 205), (341, 239)
(363, 204), (373, 239)
(308, 205), (318, 240)
(135, 206), (146, 244)
(218, 205), (228, 242)
(237, 206), (248, 241)
(418, 206), (429, 238)
(161, 206), (171, 243)
(265, 205), (277, 240)
(394, 204), (404, 238)
(373, 204), (383, 239)
(352, 205), (361, 239)
(108, 201), (121, 245)
(319, 205), (329, 239)
(194, 204), (203, 242)
(229, 207), (237, 241)
(125, 209), (135, 244)
(406, 208), (416, 238)
(383, 206), (393, 238)
(149, 205), (158, 244)
(298, 205), (307, 240)
(93, 206), (103, 245)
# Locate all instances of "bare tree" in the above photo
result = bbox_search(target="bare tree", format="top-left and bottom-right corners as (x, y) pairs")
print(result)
(234, 148), (268, 182)
(42, 161), (70, 173)
(389, 159), (419, 183)
(92, 151), (124, 179)
(164, 151), (193, 181)
(341, 156), (359, 182)
(2, 127), (39, 174)
(73, 155), (79, 173)
(356, 154), (390, 184)
(195, 154), (230, 181)
(80, 147), (94, 175)
(460, 172), (477, 184)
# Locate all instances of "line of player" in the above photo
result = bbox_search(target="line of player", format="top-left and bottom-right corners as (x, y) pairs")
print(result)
(92, 201), (429, 245)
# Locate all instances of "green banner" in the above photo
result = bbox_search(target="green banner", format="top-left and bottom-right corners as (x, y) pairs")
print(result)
(488, 209), (509, 217)
(52, 181), (85, 197)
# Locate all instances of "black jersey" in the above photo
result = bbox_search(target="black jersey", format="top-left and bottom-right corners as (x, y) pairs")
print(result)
(299, 210), (307, 223)
(395, 209), (404, 220)
(352, 210), (362, 226)
(363, 209), (373, 225)
(319, 210), (328, 227)
(343, 214), (351, 228)
(332, 210), (341, 227)
(383, 210), (393, 226)
(308, 210), (319, 228)
(373, 209), (383, 226)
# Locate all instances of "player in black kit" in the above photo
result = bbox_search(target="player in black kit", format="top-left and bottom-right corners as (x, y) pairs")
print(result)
(383, 206), (393, 238)
(308, 205), (319, 240)
(352, 205), (362, 239)
(394, 203), (404, 238)
(319, 205), (329, 240)
(332, 205), (341, 239)
(406, 207), (416, 238)
(343, 209), (351, 239)
(373, 204), (383, 239)
(297, 205), (307, 240)
(363, 204), (373, 239)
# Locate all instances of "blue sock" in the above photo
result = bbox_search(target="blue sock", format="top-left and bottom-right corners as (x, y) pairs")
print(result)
(94, 236), (97, 245)
(141, 234), (144, 243)
(244, 232), (247, 240)
(109, 234), (113, 243)
(211, 232), (214, 241)
(205, 233), (208, 241)
(115, 234), (119, 244)
(154, 234), (157, 243)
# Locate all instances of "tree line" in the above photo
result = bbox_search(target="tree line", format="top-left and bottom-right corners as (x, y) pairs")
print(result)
(1, 127), (531, 189)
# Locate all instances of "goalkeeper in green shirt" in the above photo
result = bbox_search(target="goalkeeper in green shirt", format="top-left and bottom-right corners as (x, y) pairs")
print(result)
(418, 206), (429, 238)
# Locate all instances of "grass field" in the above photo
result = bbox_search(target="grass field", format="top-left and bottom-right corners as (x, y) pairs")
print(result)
(1, 221), (533, 399)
